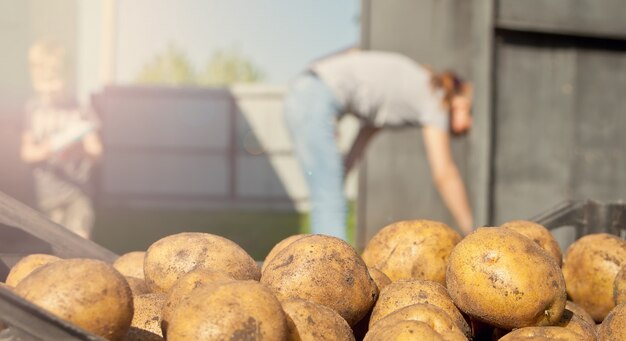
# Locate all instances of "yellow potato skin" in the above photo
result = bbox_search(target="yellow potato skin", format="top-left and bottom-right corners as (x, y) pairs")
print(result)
(446, 227), (566, 330)
(262, 234), (310, 274)
(125, 277), (151, 296)
(597, 303), (626, 341)
(131, 293), (166, 337)
(5, 254), (60, 287)
(368, 267), (392, 291)
(371, 303), (467, 341)
(144, 232), (260, 293)
(364, 320), (445, 341)
(282, 298), (355, 341)
(113, 251), (146, 279)
(369, 279), (470, 337)
(553, 308), (596, 341)
(160, 268), (233, 334)
(499, 326), (585, 340)
(261, 235), (378, 326)
(565, 301), (596, 330)
(562, 233), (626, 322)
(500, 220), (562, 267)
(614, 267), (626, 305)
(15, 258), (133, 341)
(362, 220), (461, 284)
(167, 280), (288, 341)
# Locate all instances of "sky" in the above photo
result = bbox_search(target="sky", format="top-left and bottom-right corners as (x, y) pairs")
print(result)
(116, 0), (360, 84)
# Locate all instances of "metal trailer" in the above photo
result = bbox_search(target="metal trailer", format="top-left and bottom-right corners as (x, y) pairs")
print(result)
(0, 191), (115, 340)
(357, 0), (626, 249)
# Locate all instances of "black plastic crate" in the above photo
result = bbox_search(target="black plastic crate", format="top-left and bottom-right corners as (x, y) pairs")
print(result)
(531, 199), (626, 251)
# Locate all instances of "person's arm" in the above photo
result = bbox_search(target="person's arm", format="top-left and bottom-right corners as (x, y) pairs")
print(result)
(344, 125), (380, 178)
(82, 132), (103, 160)
(21, 131), (52, 163)
(422, 125), (473, 235)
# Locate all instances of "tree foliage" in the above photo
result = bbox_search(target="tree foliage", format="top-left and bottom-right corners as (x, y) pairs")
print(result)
(136, 44), (264, 86)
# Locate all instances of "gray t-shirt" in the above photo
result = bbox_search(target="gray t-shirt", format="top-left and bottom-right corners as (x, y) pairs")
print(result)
(23, 98), (99, 210)
(311, 51), (449, 130)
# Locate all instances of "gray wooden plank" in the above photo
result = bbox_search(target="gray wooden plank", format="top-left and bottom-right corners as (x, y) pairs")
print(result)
(497, 0), (626, 39)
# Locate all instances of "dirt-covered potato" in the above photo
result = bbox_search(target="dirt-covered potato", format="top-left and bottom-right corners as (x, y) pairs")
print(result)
(369, 279), (470, 337)
(160, 268), (233, 334)
(371, 303), (467, 341)
(553, 308), (596, 341)
(597, 303), (626, 341)
(446, 227), (566, 329)
(131, 293), (166, 337)
(499, 326), (586, 340)
(364, 320), (445, 341)
(368, 267), (392, 291)
(565, 301), (595, 330)
(114, 251), (146, 279)
(167, 280), (287, 341)
(125, 277), (151, 296)
(15, 259), (133, 341)
(500, 220), (562, 266)
(282, 298), (354, 341)
(615, 267), (626, 305)
(261, 235), (378, 326)
(144, 232), (260, 293)
(262, 234), (310, 273)
(362, 220), (461, 284)
(5, 254), (60, 287)
(562, 233), (626, 322)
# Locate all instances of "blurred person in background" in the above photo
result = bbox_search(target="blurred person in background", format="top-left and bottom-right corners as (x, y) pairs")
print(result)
(20, 40), (103, 239)
(284, 50), (474, 241)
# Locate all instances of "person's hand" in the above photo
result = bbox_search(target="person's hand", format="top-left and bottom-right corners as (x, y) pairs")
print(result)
(451, 95), (473, 135)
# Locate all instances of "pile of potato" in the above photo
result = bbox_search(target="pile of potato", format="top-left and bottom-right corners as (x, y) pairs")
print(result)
(0, 220), (625, 340)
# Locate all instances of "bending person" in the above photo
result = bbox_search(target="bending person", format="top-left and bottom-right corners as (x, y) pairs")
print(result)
(283, 50), (474, 240)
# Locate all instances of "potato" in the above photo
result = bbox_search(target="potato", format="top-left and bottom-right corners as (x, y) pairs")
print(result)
(369, 279), (470, 337)
(615, 267), (626, 305)
(364, 320), (445, 341)
(125, 277), (151, 296)
(144, 232), (260, 293)
(167, 280), (287, 341)
(15, 258), (133, 341)
(262, 234), (310, 273)
(261, 235), (378, 326)
(362, 220), (461, 284)
(131, 293), (166, 337)
(5, 254), (60, 287)
(114, 251), (145, 279)
(500, 220), (562, 266)
(562, 233), (626, 322)
(282, 298), (354, 341)
(446, 227), (566, 329)
(160, 268), (233, 333)
(597, 303), (626, 341)
(552, 308), (596, 341)
(371, 303), (467, 341)
(499, 326), (585, 340)
(565, 301), (595, 329)
(368, 267), (392, 291)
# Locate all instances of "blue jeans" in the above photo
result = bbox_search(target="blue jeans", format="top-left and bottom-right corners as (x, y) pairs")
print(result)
(284, 73), (347, 240)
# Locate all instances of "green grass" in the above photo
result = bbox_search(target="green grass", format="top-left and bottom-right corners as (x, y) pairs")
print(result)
(92, 201), (356, 260)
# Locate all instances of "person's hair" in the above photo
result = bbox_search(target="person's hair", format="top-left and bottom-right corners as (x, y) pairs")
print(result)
(29, 39), (66, 67)
(431, 70), (466, 109)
